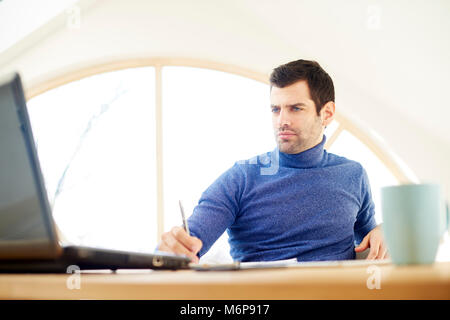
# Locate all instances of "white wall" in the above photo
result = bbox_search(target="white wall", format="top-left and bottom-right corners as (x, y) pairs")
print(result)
(0, 0), (449, 200)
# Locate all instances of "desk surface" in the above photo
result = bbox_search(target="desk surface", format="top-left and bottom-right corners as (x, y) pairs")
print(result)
(0, 261), (449, 300)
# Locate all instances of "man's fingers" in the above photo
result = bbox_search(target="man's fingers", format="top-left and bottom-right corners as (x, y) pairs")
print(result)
(161, 233), (194, 257)
(162, 240), (198, 263)
(355, 235), (369, 252)
(356, 225), (389, 260)
(160, 229), (199, 263)
(377, 244), (388, 260)
(158, 226), (203, 264)
(366, 240), (380, 260)
(172, 226), (203, 254)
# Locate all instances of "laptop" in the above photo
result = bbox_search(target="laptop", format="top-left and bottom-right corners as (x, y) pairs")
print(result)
(0, 72), (191, 273)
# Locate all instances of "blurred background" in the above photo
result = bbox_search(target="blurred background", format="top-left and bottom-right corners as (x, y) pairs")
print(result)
(0, 0), (448, 261)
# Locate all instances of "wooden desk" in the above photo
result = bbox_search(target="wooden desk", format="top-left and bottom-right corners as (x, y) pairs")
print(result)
(0, 261), (449, 300)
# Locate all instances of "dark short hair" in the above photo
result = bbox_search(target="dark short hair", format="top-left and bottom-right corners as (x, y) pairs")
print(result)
(269, 59), (335, 115)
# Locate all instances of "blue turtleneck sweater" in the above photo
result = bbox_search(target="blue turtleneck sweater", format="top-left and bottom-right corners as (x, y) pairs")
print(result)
(188, 135), (377, 262)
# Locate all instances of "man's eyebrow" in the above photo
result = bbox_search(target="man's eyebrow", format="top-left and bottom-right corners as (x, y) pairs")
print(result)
(270, 102), (308, 108)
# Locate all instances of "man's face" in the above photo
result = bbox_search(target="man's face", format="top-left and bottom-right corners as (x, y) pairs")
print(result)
(270, 80), (329, 154)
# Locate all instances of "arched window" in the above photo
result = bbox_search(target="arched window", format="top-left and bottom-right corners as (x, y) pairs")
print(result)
(26, 60), (414, 260)
(28, 67), (157, 252)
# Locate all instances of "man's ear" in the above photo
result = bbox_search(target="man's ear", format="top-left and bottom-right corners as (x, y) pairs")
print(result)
(321, 101), (335, 127)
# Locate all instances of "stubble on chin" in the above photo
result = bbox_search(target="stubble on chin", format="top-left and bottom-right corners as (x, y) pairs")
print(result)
(276, 132), (322, 154)
(277, 136), (303, 154)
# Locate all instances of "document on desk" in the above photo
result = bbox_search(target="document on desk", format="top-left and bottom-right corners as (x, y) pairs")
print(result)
(190, 258), (298, 271)
(239, 258), (299, 269)
(190, 258), (390, 271)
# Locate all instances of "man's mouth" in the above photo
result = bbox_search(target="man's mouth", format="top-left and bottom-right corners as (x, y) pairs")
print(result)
(278, 131), (296, 139)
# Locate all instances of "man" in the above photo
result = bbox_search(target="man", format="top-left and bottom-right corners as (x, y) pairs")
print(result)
(158, 59), (388, 263)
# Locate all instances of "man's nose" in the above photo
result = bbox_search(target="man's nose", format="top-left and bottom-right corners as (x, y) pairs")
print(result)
(278, 109), (291, 127)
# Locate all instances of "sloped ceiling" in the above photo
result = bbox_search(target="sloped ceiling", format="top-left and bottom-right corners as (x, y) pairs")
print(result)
(0, 0), (79, 53)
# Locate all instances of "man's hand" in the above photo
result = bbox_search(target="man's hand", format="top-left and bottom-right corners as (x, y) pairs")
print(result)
(158, 226), (203, 264)
(354, 224), (389, 260)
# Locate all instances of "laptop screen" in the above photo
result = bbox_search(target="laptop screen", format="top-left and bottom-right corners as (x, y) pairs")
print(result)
(0, 73), (59, 259)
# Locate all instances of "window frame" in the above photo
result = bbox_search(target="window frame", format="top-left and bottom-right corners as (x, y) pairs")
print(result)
(25, 57), (414, 242)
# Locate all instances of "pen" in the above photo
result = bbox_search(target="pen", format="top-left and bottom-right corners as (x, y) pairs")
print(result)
(179, 200), (190, 236)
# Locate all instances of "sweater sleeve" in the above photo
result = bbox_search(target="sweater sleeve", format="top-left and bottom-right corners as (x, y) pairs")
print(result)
(353, 167), (378, 245)
(187, 162), (245, 258)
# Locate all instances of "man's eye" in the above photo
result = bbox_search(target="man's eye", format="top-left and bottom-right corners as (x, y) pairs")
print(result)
(293, 107), (301, 111)
(271, 108), (280, 113)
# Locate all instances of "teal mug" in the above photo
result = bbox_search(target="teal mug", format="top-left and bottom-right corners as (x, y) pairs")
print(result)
(381, 183), (445, 265)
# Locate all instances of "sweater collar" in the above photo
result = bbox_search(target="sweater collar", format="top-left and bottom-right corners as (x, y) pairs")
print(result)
(276, 135), (326, 169)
